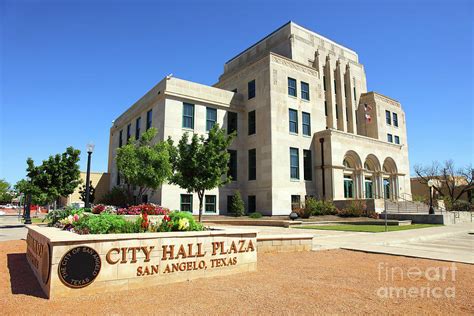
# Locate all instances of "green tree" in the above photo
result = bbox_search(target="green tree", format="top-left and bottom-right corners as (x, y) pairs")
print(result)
(26, 146), (81, 205)
(116, 127), (172, 202)
(231, 190), (245, 217)
(14, 179), (49, 206)
(167, 124), (235, 222)
(79, 181), (95, 204)
(0, 179), (13, 203)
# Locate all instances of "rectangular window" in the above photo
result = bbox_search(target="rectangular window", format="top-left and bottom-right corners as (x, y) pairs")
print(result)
(353, 78), (357, 101)
(288, 77), (297, 97)
(394, 136), (400, 144)
(323, 76), (327, 91)
(290, 147), (299, 180)
(205, 195), (216, 213)
(119, 130), (123, 147)
(227, 195), (234, 213)
(387, 133), (393, 143)
(146, 109), (152, 130)
(206, 107), (217, 131)
(344, 83), (347, 98)
(227, 111), (238, 134)
(289, 109), (298, 134)
(248, 110), (256, 135)
(183, 103), (194, 129)
(248, 195), (256, 213)
(346, 107), (349, 122)
(303, 150), (312, 181)
(344, 175), (354, 198)
(126, 123), (131, 142)
(324, 101), (328, 116)
(248, 80), (256, 99)
(291, 195), (301, 210)
(334, 79), (337, 94)
(335, 105), (339, 119)
(386, 110), (391, 125)
(301, 81), (310, 100)
(228, 150), (237, 181)
(248, 148), (256, 180)
(393, 113), (398, 127)
(135, 117), (141, 140)
(180, 194), (193, 212)
(302, 112), (311, 136)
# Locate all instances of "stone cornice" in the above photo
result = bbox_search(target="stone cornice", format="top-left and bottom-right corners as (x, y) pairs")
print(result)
(270, 53), (319, 77)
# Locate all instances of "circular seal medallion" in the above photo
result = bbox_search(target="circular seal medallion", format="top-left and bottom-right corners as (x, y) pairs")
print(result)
(58, 246), (101, 289)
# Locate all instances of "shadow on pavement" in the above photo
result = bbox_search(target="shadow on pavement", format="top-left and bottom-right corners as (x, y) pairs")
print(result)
(7, 253), (47, 299)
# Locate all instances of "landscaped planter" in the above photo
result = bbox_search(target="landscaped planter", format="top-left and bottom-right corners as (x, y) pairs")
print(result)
(26, 225), (257, 298)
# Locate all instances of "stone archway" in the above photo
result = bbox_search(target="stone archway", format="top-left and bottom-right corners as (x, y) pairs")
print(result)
(363, 154), (381, 199)
(343, 151), (362, 199)
(382, 157), (398, 200)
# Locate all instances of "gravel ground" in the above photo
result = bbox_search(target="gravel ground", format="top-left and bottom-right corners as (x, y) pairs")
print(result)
(1, 240), (473, 315)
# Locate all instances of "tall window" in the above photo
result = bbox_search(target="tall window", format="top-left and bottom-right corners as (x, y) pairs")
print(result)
(387, 133), (393, 143)
(344, 175), (354, 198)
(289, 109), (298, 134)
(324, 101), (328, 116)
(291, 195), (301, 210)
(288, 77), (297, 97)
(248, 80), (256, 99)
(119, 130), (123, 147)
(335, 105), (339, 119)
(248, 110), (256, 135)
(303, 150), (312, 181)
(248, 195), (256, 213)
(183, 103), (194, 129)
(146, 109), (152, 130)
(393, 113), (398, 127)
(135, 117), (141, 140)
(353, 78), (357, 101)
(301, 81), (310, 100)
(290, 147), (299, 180)
(302, 112), (311, 136)
(227, 111), (237, 134)
(180, 194), (193, 212)
(126, 123), (131, 142)
(206, 107), (217, 131)
(394, 136), (400, 144)
(334, 79), (337, 94)
(365, 178), (373, 199)
(248, 148), (256, 180)
(205, 195), (216, 213)
(323, 75), (327, 91)
(346, 107), (349, 122)
(228, 150), (237, 181)
(385, 110), (391, 125)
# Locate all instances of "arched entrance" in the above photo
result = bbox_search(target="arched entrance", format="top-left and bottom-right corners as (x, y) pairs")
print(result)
(382, 157), (398, 200)
(342, 151), (362, 199)
(363, 154), (381, 199)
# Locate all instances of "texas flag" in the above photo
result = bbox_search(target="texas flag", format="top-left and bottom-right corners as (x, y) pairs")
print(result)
(365, 113), (372, 123)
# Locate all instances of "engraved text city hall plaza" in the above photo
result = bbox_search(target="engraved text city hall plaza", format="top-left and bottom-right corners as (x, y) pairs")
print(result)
(109, 21), (411, 215)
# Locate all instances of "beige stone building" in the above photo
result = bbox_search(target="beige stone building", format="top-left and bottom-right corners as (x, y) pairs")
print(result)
(60, 172), (110, 207)
(107, 21), (411, 215)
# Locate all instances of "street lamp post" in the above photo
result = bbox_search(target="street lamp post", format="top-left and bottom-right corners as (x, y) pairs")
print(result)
(24, 193), (32, 225)
(428, 179), (435, 215)
(85, 143), (95, 209)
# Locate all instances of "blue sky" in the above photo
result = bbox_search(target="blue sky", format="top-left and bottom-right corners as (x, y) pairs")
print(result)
(1, 0), (473, 185)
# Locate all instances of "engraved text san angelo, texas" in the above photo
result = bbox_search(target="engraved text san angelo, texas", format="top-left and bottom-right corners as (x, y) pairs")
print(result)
(105, 239), (255, 276)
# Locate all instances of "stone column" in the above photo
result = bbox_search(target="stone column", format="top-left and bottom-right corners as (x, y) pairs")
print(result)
(324, 55), (337, 129)
(344, 64), (356, 134)
(335, 59), (347, 132)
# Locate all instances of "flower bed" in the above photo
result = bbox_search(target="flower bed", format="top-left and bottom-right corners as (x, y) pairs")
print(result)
(48, 204), (202, 235)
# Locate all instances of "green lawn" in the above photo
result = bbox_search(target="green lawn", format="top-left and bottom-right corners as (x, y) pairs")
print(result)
(295, 224), (442, 233)
(23, 218), (49, 224)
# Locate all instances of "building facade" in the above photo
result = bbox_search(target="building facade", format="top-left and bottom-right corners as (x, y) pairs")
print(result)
(108, 21), (411, 215)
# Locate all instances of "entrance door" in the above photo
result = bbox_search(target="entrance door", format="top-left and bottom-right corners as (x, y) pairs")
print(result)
(383, 179), (390, 199)
(365, 178), (373, 199)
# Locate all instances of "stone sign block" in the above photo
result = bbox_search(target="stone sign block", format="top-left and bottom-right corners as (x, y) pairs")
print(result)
(25, 226), (257, 298)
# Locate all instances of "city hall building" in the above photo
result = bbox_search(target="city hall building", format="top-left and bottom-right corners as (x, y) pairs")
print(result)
(107, 21), (411, 215)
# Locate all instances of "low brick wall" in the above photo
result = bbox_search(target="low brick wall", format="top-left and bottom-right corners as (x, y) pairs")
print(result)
(26, 225), (257, 298)
(257, 235), (313, 253)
